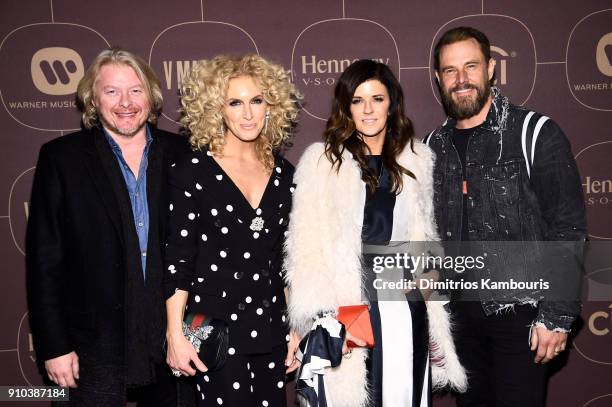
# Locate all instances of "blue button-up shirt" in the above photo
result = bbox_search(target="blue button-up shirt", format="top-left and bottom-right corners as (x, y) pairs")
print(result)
(104, 127), (152, 278)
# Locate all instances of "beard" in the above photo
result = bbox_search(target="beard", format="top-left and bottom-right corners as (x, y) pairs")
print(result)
(99, 114), (148, 138)
(441, 80), (491, 120)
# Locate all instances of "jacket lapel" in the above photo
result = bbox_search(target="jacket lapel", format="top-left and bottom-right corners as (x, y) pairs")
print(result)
(82, 127), (126, 244)
(145, 131), (163, 271)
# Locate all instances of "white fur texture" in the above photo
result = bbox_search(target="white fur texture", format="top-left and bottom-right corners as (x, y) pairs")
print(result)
(285, 142), (466, 406)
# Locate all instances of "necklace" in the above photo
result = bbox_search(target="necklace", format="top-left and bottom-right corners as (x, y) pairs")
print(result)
(371, 156), (384, 185)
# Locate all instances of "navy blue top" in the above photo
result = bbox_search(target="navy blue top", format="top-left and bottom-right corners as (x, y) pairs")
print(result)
(362, 155), (396, 244)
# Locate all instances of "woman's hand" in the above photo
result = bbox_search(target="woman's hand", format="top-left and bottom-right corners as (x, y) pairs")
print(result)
(166, 331), (207, 376)
(285, 330), (301, 374)
(342, 331), (367, 356)
(165, 289), (206, 376)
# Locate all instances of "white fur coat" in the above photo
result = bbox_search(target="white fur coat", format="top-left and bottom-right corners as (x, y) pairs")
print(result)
(284, 142), (467, 406)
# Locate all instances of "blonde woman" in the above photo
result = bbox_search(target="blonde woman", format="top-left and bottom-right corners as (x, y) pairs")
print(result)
(163, 54), (300, 407)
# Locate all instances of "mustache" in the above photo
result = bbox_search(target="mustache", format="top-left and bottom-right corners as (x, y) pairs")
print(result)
(450, 83), (479, 93)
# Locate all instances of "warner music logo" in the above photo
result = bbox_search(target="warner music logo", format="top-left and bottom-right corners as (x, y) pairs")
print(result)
(31, 47), (84, 95)
(583, 176), (612, 206)
(570, 32), (612, 95)
(299, 56), (390, 87)
(6, 47), (81, 111)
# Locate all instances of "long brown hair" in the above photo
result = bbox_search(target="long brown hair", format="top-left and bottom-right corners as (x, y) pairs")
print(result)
(323, 59), (415, 193)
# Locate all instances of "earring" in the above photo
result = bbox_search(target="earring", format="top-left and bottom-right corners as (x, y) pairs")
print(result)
(218, 122), (225, 135)
(263, 110), (270, 134)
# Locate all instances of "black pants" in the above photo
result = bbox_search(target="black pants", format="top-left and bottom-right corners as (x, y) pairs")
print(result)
(451, 301), (547, 407)
(50, 362), (177, 406)
(194, 344), (287, 407)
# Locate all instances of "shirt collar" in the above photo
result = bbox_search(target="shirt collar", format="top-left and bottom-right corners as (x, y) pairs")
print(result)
(102, 124), (153, 153)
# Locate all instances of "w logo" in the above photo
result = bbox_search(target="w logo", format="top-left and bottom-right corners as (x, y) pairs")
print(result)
(596, 32), (612, 77)
(30, 47), (84, 95)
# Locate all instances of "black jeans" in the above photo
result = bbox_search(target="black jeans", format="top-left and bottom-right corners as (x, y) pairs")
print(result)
(451, 301), (547, 407)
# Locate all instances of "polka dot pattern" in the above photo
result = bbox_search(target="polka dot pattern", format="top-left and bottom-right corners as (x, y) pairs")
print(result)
(165, 152), (295, 385)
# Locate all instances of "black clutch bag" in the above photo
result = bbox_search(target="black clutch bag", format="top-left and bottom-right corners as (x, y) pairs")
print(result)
(182, 313), (229, 371)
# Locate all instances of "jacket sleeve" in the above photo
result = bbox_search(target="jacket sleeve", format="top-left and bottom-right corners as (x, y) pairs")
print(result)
(284, 144), (340, 336)
(162, 160), (199, 300)
(529, 119), (587, 332)
(26, 143), (73, 361)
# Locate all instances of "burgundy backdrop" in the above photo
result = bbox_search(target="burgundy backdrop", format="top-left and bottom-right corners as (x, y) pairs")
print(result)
(0, 1), (610, 406)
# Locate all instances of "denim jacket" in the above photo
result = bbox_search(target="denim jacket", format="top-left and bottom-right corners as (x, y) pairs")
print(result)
(424, 88), (587, 332)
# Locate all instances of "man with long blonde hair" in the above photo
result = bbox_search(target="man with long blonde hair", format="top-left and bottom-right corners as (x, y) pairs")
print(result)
(26, 47), (188, 405)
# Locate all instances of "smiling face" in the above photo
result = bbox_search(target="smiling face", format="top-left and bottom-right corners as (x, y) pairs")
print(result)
(436, 38), (495, 121)
(93, 63), (151, 139)
(350, 79), (390, 143)
(223, 75), (268, 143)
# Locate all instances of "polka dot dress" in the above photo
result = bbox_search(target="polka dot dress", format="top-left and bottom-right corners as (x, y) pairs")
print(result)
(164, 148), (294, 406)
(195, 344), (287, 406)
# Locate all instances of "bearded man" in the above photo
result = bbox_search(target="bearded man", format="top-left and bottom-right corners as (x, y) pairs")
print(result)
(425, 27), (587, 407)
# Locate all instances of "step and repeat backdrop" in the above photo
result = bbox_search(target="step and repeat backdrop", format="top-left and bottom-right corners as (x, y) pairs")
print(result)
(0, 1), (610, 406)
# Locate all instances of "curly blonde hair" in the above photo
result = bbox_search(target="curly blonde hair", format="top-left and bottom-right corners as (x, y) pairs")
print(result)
(77, 47), (163, 129)
(179, 54), (301, 168)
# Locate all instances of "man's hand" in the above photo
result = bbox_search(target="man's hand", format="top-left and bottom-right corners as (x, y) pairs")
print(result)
(45, 352), (79, 388)
(530, 325), (568, 364)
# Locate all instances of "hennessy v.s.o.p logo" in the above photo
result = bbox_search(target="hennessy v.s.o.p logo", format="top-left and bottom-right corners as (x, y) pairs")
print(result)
(596, 32), (612, 77)
(30, 47), (84, 95)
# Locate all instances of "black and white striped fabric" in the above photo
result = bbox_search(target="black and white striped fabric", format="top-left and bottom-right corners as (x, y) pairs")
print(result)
(295, 315), (346, 407)
(521, 111), (549, 178)
(423, 111), (550, 179)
